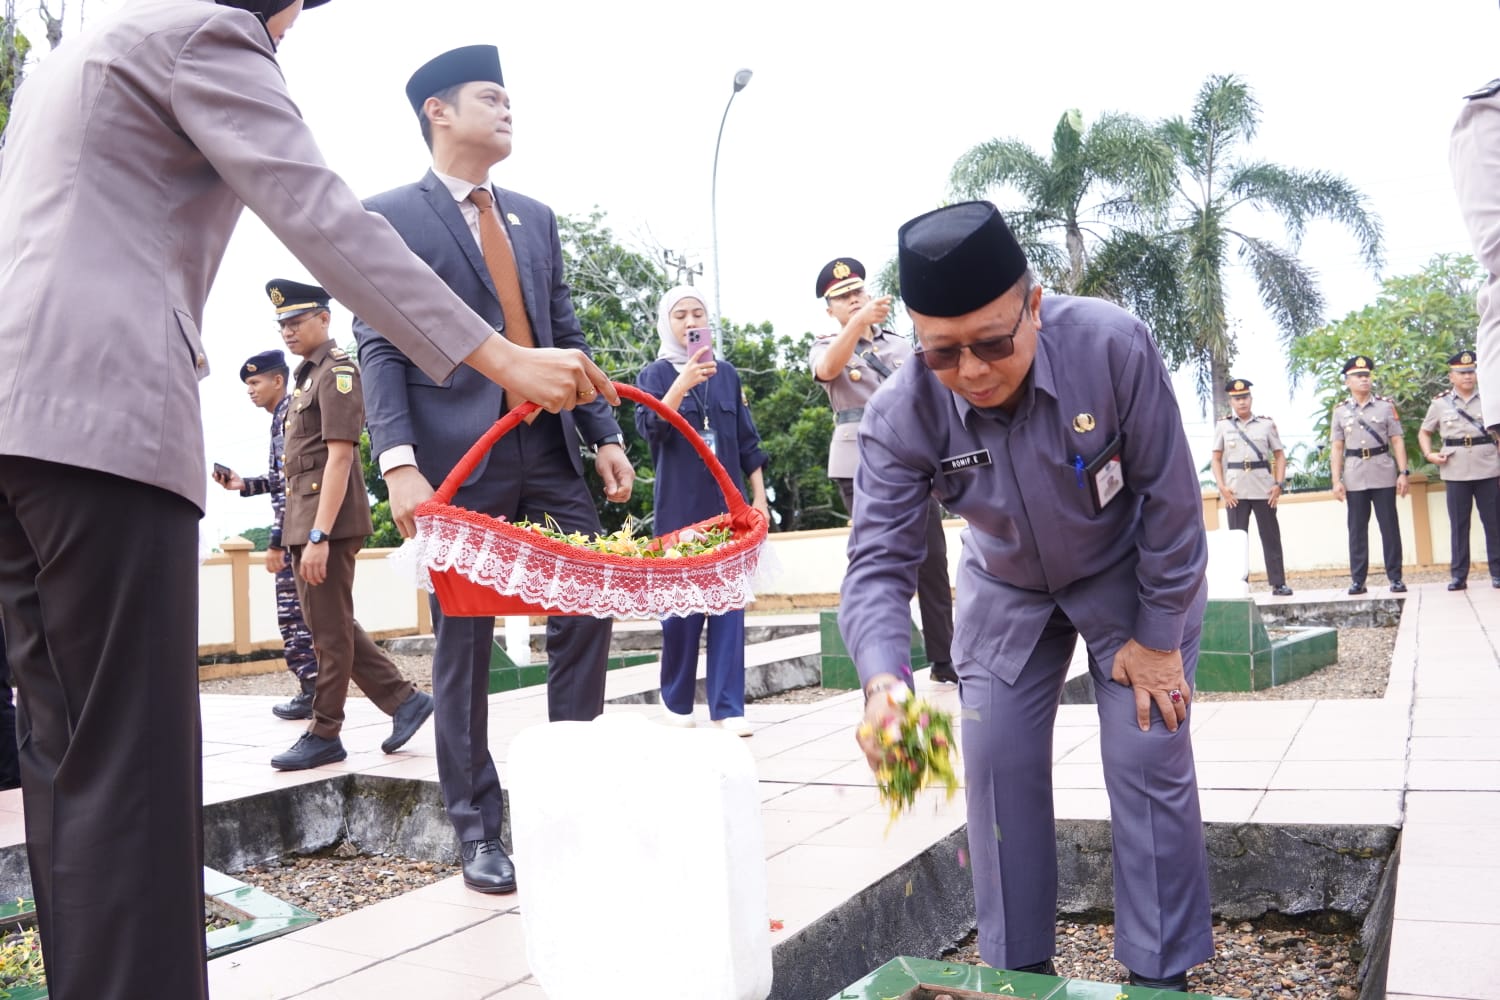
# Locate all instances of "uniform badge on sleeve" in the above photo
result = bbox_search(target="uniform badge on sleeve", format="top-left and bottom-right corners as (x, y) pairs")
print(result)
(335, 372), (353, 395)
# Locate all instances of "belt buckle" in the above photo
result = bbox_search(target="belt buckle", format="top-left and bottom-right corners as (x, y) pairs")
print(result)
(1464, 436), (1473, 448)
(1241, 460), (1252, 471)
(1360, 447), (1370, 460)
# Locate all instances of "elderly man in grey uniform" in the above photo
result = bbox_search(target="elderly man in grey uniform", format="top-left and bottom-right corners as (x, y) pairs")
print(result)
(1418, 350), (1500, 590)
(810, 257), (956, 684)
(1451, 75), (1500, 435)
(1330, 356), (1410, 596)
(1211, 378), (1292, 596)
(844, 202), (1212, 991)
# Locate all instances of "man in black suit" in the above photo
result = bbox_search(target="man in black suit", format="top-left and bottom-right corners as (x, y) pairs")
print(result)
(354, 45), (634, 894)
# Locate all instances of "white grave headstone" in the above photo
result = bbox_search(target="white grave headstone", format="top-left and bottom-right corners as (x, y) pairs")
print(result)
(510, 713), (772, 1000)
(1205, 527), (1251, 599)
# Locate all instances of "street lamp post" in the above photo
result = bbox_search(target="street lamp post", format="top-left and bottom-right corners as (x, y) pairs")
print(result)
(711, 67), (753, 336)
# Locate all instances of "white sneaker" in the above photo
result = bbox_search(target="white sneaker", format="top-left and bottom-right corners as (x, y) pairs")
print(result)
(715, 716), (752, 737)
(661, 708), (695, 728)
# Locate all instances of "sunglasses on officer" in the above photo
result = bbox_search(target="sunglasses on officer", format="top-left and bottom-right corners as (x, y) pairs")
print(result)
(913, 300), (1027, 371)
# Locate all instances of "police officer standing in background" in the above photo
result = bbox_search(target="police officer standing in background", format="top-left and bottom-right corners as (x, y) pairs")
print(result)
(214, 350), (320, 718)
(1451, 74), (1500, 435)
(267, 279), (435, 770)
(844, 202), (1212, 991)
(1211, 378), (1292, 596)
(1418, 350), (1500, 590)
(810, 257), (956, 684)
(1330, 356), (1410, 595)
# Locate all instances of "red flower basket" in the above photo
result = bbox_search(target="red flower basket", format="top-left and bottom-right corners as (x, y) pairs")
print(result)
(414, 382), (769, 619)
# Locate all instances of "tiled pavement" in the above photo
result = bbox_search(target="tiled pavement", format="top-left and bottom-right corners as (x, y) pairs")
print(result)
(0, 589), (1495, 999)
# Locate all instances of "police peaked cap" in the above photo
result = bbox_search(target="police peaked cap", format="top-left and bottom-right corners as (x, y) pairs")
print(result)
(1448, 349), (1478, 371)
(897, 201), (1029, 317)
(240, 349), (288, 382)
(406, 45), (504, 116)
(1225, 378), (1253, 396)
(815, 258), (866, 299)
(265, 278), (330, 321)
(1342, 355), (1375, 375)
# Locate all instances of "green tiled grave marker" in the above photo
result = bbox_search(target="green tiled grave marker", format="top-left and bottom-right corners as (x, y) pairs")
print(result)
(820, 611), (930, 690)
(1197, 598), (1337, 692)
(829, 956), (1220, 999)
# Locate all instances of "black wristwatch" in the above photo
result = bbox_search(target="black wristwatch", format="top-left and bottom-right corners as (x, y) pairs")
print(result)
(594, 433), (625, 450)
(1399, 469), (1410, 477)
(307, 529), (328, 544)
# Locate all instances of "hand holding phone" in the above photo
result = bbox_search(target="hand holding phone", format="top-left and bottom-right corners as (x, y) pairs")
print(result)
(684, 326), (714, 361)
(212, 462), (232, 482)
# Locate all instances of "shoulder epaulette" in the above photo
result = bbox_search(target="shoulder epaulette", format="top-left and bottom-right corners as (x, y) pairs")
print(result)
(329, 347), (350, 360)
(1465, 79), (1500, 101)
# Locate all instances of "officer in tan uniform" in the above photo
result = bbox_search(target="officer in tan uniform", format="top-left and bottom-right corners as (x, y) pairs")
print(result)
(809, 257), (955, 684)
(1419, 350), (1500, 590)
(1211, 378), (1291, 596)
(1451, 79), (1500, 433)
(1330, 355), (1410, 595)
(268, 279), (435, 770)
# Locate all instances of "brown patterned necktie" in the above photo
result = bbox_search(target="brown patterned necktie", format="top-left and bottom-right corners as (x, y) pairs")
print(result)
(467, 186), (536, 350)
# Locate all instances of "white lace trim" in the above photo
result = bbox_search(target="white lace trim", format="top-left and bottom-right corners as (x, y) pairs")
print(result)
(414, 512), (763, 620)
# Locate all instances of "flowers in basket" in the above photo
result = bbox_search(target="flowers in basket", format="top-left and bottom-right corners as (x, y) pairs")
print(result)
(859, 682), (960, 821)
(510, 515), (734, 559)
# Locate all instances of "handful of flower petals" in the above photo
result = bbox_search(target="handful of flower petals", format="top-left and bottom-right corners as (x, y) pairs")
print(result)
(858, 683), (959, 822)
(510, 515), (733, 559)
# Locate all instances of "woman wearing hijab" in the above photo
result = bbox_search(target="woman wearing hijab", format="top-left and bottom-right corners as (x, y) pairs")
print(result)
(635, 288), (770, 735)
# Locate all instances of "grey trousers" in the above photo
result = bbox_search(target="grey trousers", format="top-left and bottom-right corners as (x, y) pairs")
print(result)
(960, 606), (1214, 978)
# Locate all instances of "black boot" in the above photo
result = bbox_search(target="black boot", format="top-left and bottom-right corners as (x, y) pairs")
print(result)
(929, 661), (959, 684)
(272, 676), (316, 721)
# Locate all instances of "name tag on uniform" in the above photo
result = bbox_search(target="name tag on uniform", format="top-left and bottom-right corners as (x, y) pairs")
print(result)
(941, 449), (992, 473)
(1077, 433), (1125, 514)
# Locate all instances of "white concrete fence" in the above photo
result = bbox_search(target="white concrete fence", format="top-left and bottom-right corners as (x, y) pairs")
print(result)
(200, 475), (1489, 655)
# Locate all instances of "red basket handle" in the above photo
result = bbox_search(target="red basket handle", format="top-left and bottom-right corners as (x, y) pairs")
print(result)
(432, 381), (753, 522)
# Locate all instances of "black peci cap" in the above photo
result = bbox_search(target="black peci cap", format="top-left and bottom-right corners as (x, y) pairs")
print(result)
(406, 45), (504, 116)
(897, 201), (1029, 318)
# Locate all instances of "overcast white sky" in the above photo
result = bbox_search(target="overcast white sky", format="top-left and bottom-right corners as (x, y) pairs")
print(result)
(11, 0), (1496, 541)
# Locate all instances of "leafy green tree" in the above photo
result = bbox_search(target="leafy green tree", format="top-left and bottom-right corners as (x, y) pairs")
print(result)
(240, 525), (273, 551)
(1, 18), (31, 133)
(950, 108), (1174, 294)
(1288, 254), (1482, 475)
(1155, 74), (1383, 414)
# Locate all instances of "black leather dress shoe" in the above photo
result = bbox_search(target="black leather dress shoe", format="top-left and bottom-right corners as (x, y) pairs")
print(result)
(1390, 581), (1408, 593)
(461, 838), (517, 894)
(1492, 578), (1500, 589)
(382, 691), (434, 754)
(1448, 579), (1468, 591)
(272, 690), (313, 721)
(1270, 584), (1293, 596)
(271, 733), (346, 771)
(929, 661), (959, 684)
(1010, 959), (1056, 976)
(1347, 584), (1367, 595)
(1127, 969), (1189, 993)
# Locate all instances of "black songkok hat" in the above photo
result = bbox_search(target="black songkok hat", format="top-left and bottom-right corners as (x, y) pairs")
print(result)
(1342, 355), (1375, 375)
(265, 278), (330, 321)
(814, 258), (866, 299)
(1448, 349), (1478, 371)
(217, 0), (329, 19)
(406, 45), (504, 116)
(240, 350), (288, 382)
(1225, 378), (1253, 396)
(897, 201), (1029, 318)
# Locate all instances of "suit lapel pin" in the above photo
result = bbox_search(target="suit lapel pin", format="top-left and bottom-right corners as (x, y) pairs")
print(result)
(1072, 413), (1096, 433)
(507, 212), (521, 226)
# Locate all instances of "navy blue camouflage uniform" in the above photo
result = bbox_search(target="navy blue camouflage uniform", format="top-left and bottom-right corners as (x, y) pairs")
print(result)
(239, 394), (318, 682)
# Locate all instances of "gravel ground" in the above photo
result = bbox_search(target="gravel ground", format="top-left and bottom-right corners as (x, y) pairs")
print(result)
(940, 916), (1361, 999)
(200, 652), (433, 699)
(229, 840), (458, 921)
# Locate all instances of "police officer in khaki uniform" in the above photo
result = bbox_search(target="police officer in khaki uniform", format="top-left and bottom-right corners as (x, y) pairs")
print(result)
(810, 257), (955, 684)
(1330, 355), (1410, 595)
(1418, 349), (1500, 590)
(267, 279), (435, 770)
(1211, 378), (1292, 596)
(1451, 79), (1500, 434)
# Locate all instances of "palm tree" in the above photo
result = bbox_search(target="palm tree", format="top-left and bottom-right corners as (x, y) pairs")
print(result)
(948, 108), (1175, 294)
(1156, 74), (1383, 415)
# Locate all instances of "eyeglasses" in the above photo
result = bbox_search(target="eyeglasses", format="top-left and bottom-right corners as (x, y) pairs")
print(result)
(913, 304), (1028, 371)
(277, 313), (316, 335)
